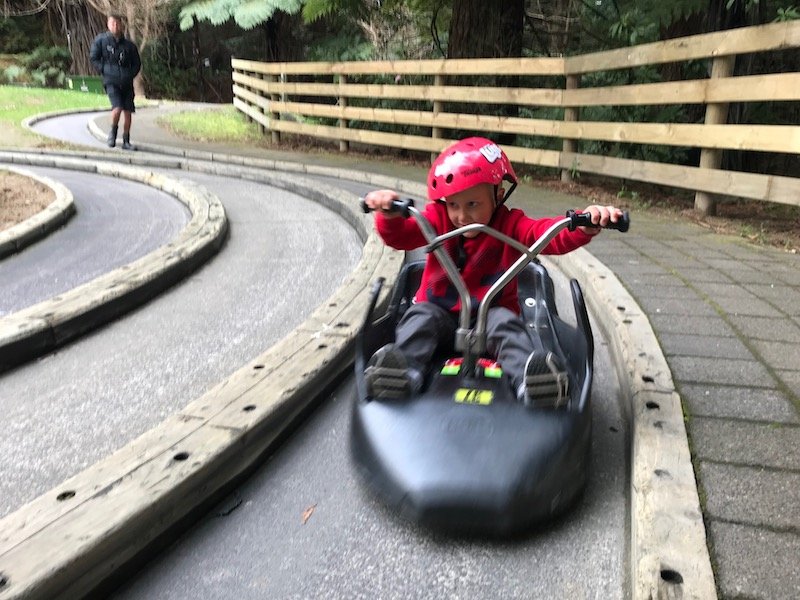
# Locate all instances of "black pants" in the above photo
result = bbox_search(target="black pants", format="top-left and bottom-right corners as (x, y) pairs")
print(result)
(393, 302), (542, 392)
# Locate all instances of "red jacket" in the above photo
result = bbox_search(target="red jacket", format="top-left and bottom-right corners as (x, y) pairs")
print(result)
(375, 201), (593, 314)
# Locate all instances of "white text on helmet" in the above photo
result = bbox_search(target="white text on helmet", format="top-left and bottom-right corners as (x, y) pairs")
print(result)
(479, 143), (502, 163)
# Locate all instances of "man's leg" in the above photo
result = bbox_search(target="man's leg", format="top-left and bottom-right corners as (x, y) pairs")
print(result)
(121, 110), (134, 150)
(107, 106), (122, 147)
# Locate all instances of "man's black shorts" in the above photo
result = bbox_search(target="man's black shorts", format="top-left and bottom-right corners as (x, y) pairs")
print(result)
(105, 83), (136, 112)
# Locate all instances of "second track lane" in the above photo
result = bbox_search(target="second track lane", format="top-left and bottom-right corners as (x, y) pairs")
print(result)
(0, 168), (362, 518)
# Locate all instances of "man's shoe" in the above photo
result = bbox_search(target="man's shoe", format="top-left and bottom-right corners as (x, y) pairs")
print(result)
(107, 125), (118, 148)
(121, 134), (134, 151)
(365, 344), (422, 399)
(523, 351), (569, 408)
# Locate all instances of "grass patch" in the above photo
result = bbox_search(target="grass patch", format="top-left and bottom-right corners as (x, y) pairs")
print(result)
(157, 106), (264, 143)
(0, 84), (108, 148)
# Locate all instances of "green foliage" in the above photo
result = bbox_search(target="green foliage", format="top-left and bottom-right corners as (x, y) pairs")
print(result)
(2, 65), (26, 85)
(141, 41), (195, 100)
(179, 0), (303, 31)
(0, 16), (45, 54)
(306, 33), (374, 62)
(775, 5), (800, 20)
(21, 46), (72, 88)
(302, 0), (367, 23)
(158, 106), (264, 142)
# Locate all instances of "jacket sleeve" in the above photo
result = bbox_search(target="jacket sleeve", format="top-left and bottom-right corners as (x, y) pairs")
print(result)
(89, 35), (103, 75)
(374, 202), (438, 251)
(513, 210), (594, 255)
(130, 41), (141, 78)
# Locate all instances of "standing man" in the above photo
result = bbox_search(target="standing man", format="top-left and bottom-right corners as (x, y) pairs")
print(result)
(89, 14), (141, 150)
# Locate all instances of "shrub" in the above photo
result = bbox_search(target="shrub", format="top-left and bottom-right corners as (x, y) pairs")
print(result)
(23, 46), (72, 88)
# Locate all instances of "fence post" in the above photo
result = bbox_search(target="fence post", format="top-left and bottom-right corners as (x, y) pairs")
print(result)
(338, 74), (349, 153)
(431, 73), (445, 163)
(269, 73), (280, 144)
(258, 72), (267, 135)
(694, 55), (735, 216)
(561, 74), (580, 183)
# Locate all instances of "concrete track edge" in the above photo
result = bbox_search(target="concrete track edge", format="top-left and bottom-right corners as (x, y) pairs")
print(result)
(1, 119), (715, 598)
(549, 251), (716, 599)
(0, 148), (406, 600)
(0, 165), (75, 260)
(0, 151), (229, 373)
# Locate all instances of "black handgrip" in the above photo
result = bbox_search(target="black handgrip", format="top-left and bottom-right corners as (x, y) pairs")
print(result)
(567, 209), (630, 232)
(359, 197), (415, 218)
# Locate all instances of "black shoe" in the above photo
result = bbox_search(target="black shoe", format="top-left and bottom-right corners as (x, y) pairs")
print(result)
(107, 126), (118, 148)
(121, 135), (134, 151)
(364, 344), (422, 399)
(523, 351), (569, 408)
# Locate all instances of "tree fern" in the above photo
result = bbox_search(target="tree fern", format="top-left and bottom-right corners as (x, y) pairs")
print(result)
(179, 0), (303, 31)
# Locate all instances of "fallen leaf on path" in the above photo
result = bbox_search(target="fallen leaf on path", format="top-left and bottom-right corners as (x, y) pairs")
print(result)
(301, 503), (317, 524)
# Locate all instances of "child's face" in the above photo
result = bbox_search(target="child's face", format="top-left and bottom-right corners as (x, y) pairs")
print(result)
(443, 184), (499, 238)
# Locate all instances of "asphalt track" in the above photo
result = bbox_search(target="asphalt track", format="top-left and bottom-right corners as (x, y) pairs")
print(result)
(2, 110), (634, 598)
(0, 165), (361, 518)
(111, 273), (629, 600)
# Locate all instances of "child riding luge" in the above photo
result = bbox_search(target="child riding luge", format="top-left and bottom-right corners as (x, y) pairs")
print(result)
(362, 137), (624, 407)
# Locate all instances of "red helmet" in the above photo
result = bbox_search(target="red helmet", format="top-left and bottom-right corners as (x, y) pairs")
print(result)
(427, 137), (518, 204)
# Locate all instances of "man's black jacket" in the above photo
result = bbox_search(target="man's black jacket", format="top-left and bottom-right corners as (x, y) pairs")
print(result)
(89, 32), (141, 87)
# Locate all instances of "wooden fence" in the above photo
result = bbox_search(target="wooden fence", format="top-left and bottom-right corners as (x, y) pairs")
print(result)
(231, 21), (800, 213)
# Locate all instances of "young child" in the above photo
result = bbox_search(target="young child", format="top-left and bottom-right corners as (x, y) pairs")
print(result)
(363, 137), (624, 407)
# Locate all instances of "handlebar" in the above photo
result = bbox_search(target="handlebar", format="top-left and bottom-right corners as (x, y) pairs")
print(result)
(360, 197), (415, 218)
(566, 209), (630, 232)
(361, 195), (630, 375)
(361, 198), (629, 233)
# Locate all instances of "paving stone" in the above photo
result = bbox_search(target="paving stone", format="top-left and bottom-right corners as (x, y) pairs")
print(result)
(623, 272), (686, 287)
(650, 314), (735, 337)
(630, 283), (701, 301)
(777, 369), (800, 403)
(776, 267), (800, 286)
(751, 340), (800, 371)
(744, 284), (800, 316)
(679, 267), (736, 284)
(680, 384), (798, 424)
(689, 418), (800, 469)
(635, 296), (717, 317)
(728, 315), (800, 344)
(670, 356), (774, 387)
(713, 294), (783, 318)
(699, 462), (800, 530)
(691, 281), (759, 299)
(659, 333), (753, 360)
(707, 521), (800, 600)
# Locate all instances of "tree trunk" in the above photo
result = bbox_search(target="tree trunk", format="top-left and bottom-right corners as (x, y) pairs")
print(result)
(447, 0), (524, 145)
(447, 0), (524, 59)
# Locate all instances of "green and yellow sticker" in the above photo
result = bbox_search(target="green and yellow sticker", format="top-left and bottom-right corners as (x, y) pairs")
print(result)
(454, 388), (493, 405)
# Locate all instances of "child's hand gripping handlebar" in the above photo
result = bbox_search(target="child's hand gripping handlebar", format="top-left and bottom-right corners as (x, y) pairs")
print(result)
(566, 209), (630, 232)
(360, 197), (415, 218)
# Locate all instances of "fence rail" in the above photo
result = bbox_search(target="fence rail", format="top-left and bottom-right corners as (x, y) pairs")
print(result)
(232, 20), (800, 212)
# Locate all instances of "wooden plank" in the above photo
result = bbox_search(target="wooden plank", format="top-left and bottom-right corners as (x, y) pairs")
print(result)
(232, 56), (564, 76)
(561, 152), (800, 207)
(270, 119), (448, 154)
(233, 97), (270, 129)
(232, 72), (563, 106)
(565, 20), (800, 74)
(232, 84), (270, 110)
(565, 72), (800, 106)
(267, 100), (799, 154)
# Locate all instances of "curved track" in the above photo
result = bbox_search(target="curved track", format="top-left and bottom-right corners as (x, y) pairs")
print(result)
(0, 164), (361, 518)
(6, 112), (631, 598)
